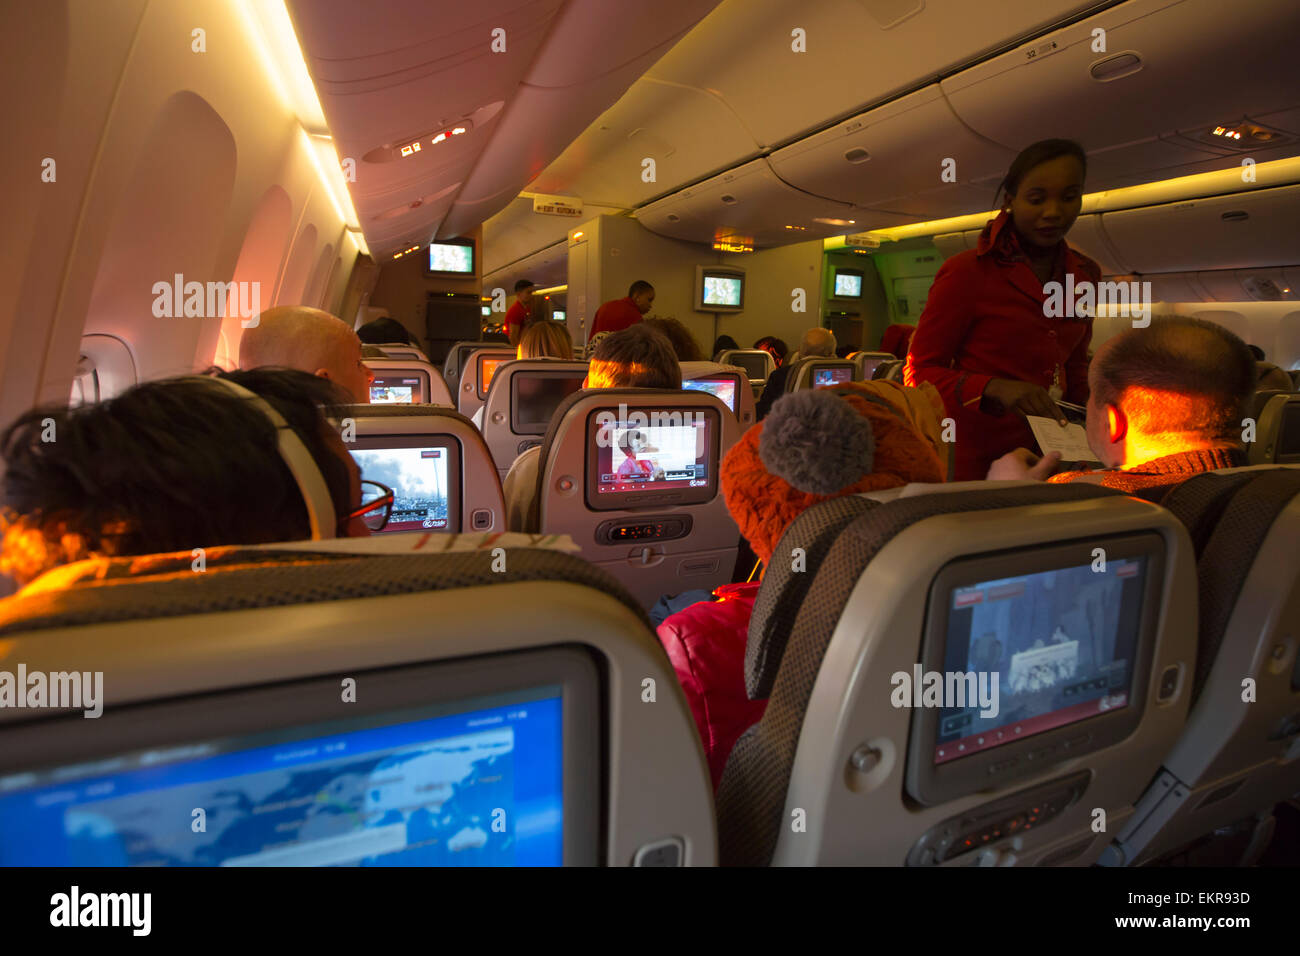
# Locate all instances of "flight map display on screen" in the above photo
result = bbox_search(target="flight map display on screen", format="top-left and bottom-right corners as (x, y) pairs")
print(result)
(0, 691), (563, 866)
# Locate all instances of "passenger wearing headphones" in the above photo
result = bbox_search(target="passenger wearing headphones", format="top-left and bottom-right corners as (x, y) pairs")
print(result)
(0, 369), (380, 591)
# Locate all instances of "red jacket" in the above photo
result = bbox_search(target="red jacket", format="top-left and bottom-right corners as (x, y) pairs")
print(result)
(590, 297), (643, 337)
(904, 210), (1099, 480)
(657, 582), (765, 789)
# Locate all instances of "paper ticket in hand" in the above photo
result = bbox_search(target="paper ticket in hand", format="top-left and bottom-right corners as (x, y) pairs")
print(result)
(1026, 415), (1103, 465)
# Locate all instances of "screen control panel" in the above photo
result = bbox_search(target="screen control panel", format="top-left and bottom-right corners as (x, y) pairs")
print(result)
(906, 771), (1090, 865)
(595, 515), (692, 545)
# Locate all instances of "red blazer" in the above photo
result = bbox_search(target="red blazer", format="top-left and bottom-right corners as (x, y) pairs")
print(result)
(590, 297), (643, 337)
(904, 210), (1099, 480)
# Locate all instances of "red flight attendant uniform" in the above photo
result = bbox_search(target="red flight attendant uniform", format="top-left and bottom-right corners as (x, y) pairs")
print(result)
(904, 210), (1099, 481)
(504, 300), (532, 340)
(589, 297), (643, 337)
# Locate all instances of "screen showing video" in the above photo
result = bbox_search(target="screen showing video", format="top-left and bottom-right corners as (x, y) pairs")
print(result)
(932, 557), (1148, 765)
(682, 377), (738, 413)
(428, 242), (474, 275)
(0, 688), (563, 866)
(513, 374), (585, 432)
(370, 375), (421, 405)
(861, 358), (884, 380)
(591, 417), (710, 499)
(478, 355), (509, 398)
(834, 271), (863, 297)
(812, 366), (852, 387)
(702, 275), (742, 308)
(351, 446), (451, 532)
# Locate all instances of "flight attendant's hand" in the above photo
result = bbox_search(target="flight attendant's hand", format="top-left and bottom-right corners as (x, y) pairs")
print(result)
(982, 379), (1068, 425)
(986, 448), (1063, 481)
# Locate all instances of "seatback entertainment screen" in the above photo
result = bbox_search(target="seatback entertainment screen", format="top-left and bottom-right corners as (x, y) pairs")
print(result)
(512, 372), (586, 434)
(933, 557), (1149, 765)
(585, 408), (720, 510)
(477, 354), (511, 399)
(370, 375), (422, 404)
(812, 366), (852, 388)
(682, 376), (738, 413)
(351, 443), (457, 532)
(0, 687), (564, 866)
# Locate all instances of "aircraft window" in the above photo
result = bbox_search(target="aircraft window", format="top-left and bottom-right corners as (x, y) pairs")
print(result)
(69, 356), (100, 407)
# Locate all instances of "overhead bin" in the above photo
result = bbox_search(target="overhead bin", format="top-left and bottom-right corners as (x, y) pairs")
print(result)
(768, 86), (1015, 219)
(437, 0), (722, 239)
(641, 0), (1092, 149)
(1097, 183), (1300, 273)
(635, 158), (911, 248)
(527, 78), (761, 216)
(942, 0), (1300, 189)
(1063, 213), (1130, 276)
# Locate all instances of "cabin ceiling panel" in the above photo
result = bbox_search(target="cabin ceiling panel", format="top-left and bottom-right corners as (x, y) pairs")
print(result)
(942, 0), (1300, 164)
(526, 77), (759, 209)
(640, 0), (1097, 149)
(288, 0), (721, 260)
(635, 158), (901, 248)
(768, 86), (1016, 210)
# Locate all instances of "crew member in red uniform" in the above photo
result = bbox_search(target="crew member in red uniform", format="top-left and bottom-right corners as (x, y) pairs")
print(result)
(504, 279), (535, 347)
(905, 139), (1100, 480)
(589, 280), (654, 343)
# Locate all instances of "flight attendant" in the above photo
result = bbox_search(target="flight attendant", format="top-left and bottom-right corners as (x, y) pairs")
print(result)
(905, 139), (1099, 480)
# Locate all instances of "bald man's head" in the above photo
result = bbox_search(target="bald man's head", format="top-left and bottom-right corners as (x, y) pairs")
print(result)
(801, 327), (837, 358)
(1085, 315), (1254, 467)
(239, 306), (372, 403)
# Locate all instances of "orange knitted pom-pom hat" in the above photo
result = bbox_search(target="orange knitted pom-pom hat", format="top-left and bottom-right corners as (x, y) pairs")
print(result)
(722, 383), (946, 566)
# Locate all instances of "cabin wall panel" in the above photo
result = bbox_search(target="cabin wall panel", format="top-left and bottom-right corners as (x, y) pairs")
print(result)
(0, 0), (357, 421)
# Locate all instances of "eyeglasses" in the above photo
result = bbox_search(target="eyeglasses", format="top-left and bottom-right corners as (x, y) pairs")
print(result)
(346, 479), (395, 532)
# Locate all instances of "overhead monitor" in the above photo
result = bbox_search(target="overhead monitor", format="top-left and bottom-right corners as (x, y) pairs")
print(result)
(694, 265), (745, 313)
(833, 268), (865, 299)
(425, 239), (475, 277)
(482, 306), (492, 317)
(586, 406), (720, 510)
(370, 373), (424, 405)
(552, 310), (566, 322)
(511, 370), (587, 435)
(0, 649), (600, 866)
(906, 534), (1164, 805)
(350, 435), (462, 532)
(682, 376), (738, 414)
(811, 365), (853, 388)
